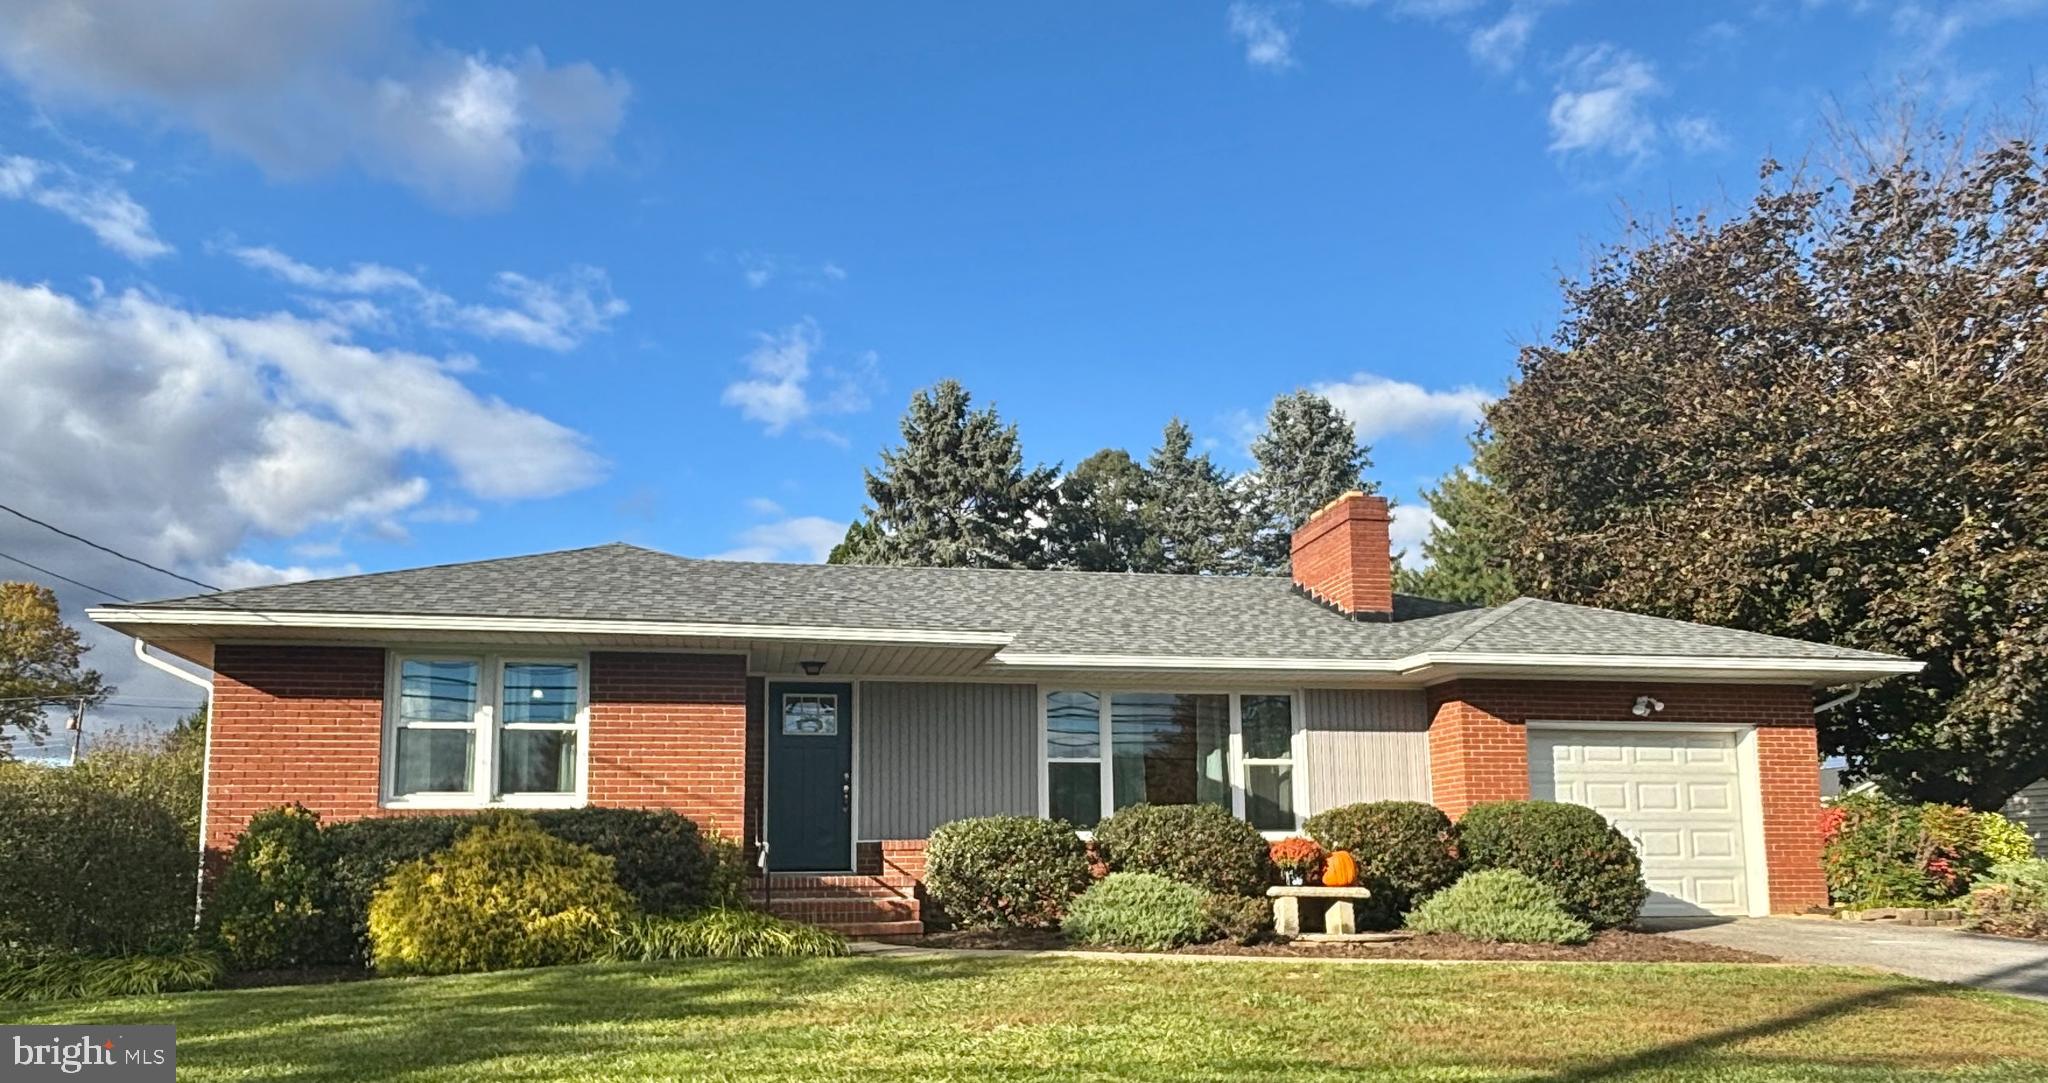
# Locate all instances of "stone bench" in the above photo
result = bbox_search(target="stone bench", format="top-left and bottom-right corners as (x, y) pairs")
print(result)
(1267, 885), (1375, 936)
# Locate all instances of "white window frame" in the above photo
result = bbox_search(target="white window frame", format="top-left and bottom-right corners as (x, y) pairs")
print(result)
(382, 650), (591, 810)
(1037, 688), (1305, 838)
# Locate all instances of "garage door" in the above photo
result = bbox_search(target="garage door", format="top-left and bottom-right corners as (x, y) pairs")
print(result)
(1529, 727), (1752, 917)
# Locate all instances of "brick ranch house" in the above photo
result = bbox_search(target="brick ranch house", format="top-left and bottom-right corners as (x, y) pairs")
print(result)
(90, 493), (1919, 935)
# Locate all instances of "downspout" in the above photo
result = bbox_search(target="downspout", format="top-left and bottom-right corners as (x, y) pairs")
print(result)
(133, 639), (214, 923)
(1813, 685), (1862, 715)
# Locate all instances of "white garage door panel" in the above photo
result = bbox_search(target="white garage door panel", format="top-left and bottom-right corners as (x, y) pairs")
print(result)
(1530, 728), (1753, 917)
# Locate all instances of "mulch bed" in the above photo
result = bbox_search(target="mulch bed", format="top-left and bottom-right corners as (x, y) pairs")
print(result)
(881, 927), (1774, 963)
(217, 965), (376, 990)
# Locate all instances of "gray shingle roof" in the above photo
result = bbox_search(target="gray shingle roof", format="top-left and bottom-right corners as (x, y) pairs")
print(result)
(107, 542), (1905, 665)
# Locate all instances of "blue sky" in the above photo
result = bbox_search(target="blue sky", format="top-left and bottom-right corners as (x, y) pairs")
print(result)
(0, 1), (2043, 736)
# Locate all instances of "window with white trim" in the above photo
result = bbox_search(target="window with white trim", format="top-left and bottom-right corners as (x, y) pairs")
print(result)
(386, 653), (587, 807)
(1042, 690), (1298, 832)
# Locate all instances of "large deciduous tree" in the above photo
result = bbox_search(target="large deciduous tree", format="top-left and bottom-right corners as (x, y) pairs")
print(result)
(0, 581), (108, 756)
(1486, 134), (2048, 808)
(830, 380), (1058, 568)
(1246, 390), (1374, 571)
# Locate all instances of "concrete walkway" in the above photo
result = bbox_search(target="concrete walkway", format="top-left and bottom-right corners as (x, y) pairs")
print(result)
(1657, 917), (2048, 1001)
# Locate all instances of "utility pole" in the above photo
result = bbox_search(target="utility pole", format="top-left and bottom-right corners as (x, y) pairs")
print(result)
(66, 697), (85, 765)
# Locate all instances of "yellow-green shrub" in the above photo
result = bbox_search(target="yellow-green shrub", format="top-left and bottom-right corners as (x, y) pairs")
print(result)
(367, 816), (631, 976)
(1978, 813), (2037, 867)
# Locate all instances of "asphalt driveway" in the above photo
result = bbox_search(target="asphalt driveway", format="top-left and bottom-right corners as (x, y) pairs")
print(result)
(1657, 917), (2048, 1001)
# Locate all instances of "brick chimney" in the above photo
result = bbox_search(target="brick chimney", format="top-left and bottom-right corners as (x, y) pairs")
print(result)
(1289, 491), (1394, 620)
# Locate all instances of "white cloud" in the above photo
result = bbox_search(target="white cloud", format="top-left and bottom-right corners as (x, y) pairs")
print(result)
(1228, 3), (1297, 69)
(0, 152), (170, 260)
(1468, 5), (1541, 73)
(229, 244), (627, 351)
(1310, 373), (1492, 441)
(738, 252), (777, 289)
(1389, 502), (1442, 571)
(720, 319), (877, 438)
(709, 515), (847, 564)
(743, 497), (786, 517)
(0, 1), (629, 211)
(0, 277), (603, 738)
(1547, 44), (1665, 162)
(1670, 114), (1729, 155)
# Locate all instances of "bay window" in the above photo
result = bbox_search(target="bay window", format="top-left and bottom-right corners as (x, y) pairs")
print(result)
(1041, 690), (1300, 833)
(385, 652), (587, 807)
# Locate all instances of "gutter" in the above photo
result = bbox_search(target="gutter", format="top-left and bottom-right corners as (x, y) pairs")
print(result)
(132, 639), (214, 923)
(1813, 685), (1862, 715)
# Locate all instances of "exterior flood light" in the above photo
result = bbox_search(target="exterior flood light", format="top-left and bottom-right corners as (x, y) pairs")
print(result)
(1631, 695), (1665, 717)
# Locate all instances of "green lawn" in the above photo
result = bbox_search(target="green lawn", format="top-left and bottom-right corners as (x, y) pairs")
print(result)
(5, 955), (2046, 1081)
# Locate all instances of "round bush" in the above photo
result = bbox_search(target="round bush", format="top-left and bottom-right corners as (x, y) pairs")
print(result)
(1459, 801), (1647, 929)
(206, 805), (349, 969)
(532, 806), (729, 914)
(1092, 803), (1273, 896)
(1064, 872), (1209, 949)
(1201, 893), (1271, 946)
(367, 815), (632, 976)
(0, 769), (192, 957)
(324, 814), (475, 963)
(1302, 801), (1464, 910)
(1406, 869), (1593, 945)
(924, 816), (1093, 929)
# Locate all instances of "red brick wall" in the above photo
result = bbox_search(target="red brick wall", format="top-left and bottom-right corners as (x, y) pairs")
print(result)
(1426, 680), (1827, 913)
(586, 652), (750, 839)
(206, 645), (387, 854)
(1289, 492), (1393, 617)
(204, 647), (754, 859)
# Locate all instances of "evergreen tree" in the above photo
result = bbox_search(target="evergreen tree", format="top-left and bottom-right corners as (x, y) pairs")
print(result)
(831, 380), (1057, 568)
(1395, 438), (1518, 605)
(1246, 391), (1375, 569)
(1141, 419), (1246, 575)
(1044, 449), (1161, 572)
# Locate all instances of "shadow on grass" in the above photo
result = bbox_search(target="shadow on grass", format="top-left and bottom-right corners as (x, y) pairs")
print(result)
(1530, 957), (2048, 1083)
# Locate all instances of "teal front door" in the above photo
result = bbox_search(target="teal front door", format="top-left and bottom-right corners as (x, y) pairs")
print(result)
(766, 681), (854, 872)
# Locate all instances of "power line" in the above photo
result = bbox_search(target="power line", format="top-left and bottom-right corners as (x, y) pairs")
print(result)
(0, 502), (218, 593)
(0, 549), (134, 603)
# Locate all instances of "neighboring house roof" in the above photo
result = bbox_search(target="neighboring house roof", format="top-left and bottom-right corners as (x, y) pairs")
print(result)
(90, 542), (1919, 685)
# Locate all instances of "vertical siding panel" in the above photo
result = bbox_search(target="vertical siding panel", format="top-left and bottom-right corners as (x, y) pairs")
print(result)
(1303, 689), (1431, 812)
(859, 682), (1037, 838)
(2004, 777), (2048, 857)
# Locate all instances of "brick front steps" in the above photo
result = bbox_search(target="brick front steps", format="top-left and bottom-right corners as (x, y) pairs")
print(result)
(749, 840), (928, 937)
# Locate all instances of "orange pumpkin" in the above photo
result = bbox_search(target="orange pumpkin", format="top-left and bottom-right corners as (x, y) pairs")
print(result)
(1322, 849), (1359, 887)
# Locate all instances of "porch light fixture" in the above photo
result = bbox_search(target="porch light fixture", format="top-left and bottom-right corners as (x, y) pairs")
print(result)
(800, 660), (826, 676)
(1631, 695), (1665, 718)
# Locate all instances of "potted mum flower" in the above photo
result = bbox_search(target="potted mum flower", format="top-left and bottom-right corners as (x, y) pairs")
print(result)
(1269, 837), (1323, 886)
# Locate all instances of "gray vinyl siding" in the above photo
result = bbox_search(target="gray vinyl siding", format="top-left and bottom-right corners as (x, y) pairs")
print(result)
(1303, 689), (1431, 811)
(858, 681), (1038, 839)
(2003, 777), (2048, 857)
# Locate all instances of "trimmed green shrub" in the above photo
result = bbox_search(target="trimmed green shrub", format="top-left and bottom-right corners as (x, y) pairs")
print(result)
(0, 951), (221, 1002)
(1092, 803), (1273, 896)
(320, 814), (474, 963)
(1064, 872), (1209, 950)
(924, 815), (1093, 929)
(205, 805), (348, 969)
(1201, 893), (1271, 946)
(367, 816), (632, 976)
(316, 806), (735, 963)
(1978, 814), (2037, 867)
(1303, 801), (1464, 910)
(532, 807), (731, 914)
(0, 769), (193, 956)
(1406, 869), (1593, 945)
(1459, 801), (1647, 929)
(604, 909), (848, 961)
(1965, 859), (2048, 939)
